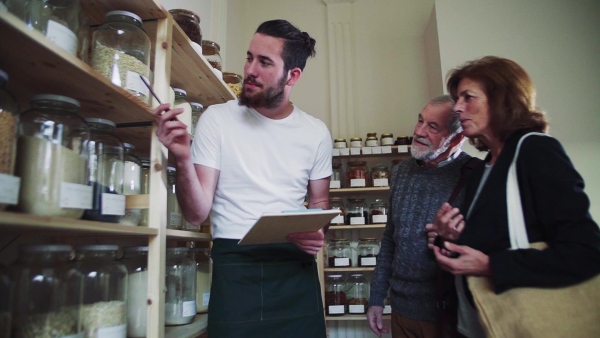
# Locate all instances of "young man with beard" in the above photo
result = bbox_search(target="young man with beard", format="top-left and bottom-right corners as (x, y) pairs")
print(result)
(367, 95), (473, 338)
(152, 20), (331, 337)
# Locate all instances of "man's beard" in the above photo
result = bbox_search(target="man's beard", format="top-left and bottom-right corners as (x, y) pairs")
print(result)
(239, 73), (287, 109)
(411, 135), (453, 162)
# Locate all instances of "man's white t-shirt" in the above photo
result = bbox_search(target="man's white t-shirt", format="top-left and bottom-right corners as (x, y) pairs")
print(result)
(191, 100), (333, 239)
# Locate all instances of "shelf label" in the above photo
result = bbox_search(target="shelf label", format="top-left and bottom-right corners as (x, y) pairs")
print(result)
(339, 148), (350, 156)
(334, 257), (350, 267)
(383, 305), (392, 314)
(0, 174), (20, 205)
(371, 146), (382, 154)
(97, 324), (126, 338)
(330, 215), (344, 224)
(350, 178), (366, 188)
(373, 178), (389, 187)
(169, 212), (182, 227)
(185, 221), (201, 231)
(203, 292), (210, 306)
(361, 147), (372, 154)
(398, 145), (409, 153)
(101, 193), (126, 215)
(46, 20), (77, 55)
(329, 180), (341, 189)
(349, 304), (366, 314)
(182, 300), (197, 317)
(360, 257), (377, 266)
(350, 217), (366, 225)
(60, 183), (93, 209)
(350, 148), (361, 155)
(328, 305), (345, 314)
(332, 149), (340, 156)
(382, 145), (392, 154)
(372, 215), (388, 224)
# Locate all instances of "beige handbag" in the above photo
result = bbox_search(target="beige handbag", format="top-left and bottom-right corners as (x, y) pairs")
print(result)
(467, 133), (600, 338)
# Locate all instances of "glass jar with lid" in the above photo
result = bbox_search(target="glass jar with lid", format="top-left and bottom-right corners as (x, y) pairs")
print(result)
(169, 9), (202, 45)
(349, 137), (362, 148)
(165, 247), (196, 325)
(202, 40), (222, 71)
(11, 244), (83, 338)
(15, 94), (90, 218)
(139, 158), (151, 226)
(0, 69), (19, 211)
(365, 135), (379, 147)
(91, 10), (151, 104)
(189, 248), (211, 313)
(167, 167), (183, 229)
(6, 0), (81, 55)
(380, 133), (394, 146)
(83, 118), (125, 223)
(346, 198), (368, 225)
(370, 163), (390, 187)
(370, 199), (388, 224)
(0, 264), (13, 337)
(327, 238), (352, 268)
(121, 246), (148, 337)
(173, 88), (193, 136)
(329, 197), (345, 225)
(347, 161), (369, 188)
(346, 273), (369, 314)
(333, 138), (347, 149)
(74, 244), (128, 337)
(330, 162), (343, 189)
(325, 274), (346, 316)
(120, 143), (142, 226)
(223, 72), (243, 97)
(395, 136), (410, 145)
(190, 102), (204, 134)
(358, 238), (380, 267)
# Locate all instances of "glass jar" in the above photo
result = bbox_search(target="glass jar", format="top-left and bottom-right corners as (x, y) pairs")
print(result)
(189, 248), (211, 313)
(327, 238), (352, 268)
(91, 10), (151, 104)
(6, 0), (81, 55)
(0, 69), (18, 211)
(349, 137), (362, 148)
(365, 136), (379, 147)
(333, 138), (347, 149)
(121, 246), (148, 338)
(11, 244), (83, 338)
(370, 163), (390, 187)
(395, 136), (410, 145)
(346, 273), (369, 314)
(325, 274), (346, 316)
(139, 158), (151, 226)
(165, 248), (196, 325)
(370, 199), (388, 224)
(329, 197), (345, 225)
(202, 40), (222, 71)
(346, 198), (368, 225)
(83, 118), (125, 223)
(330, 162), (343, 189)
(169, 9), (202, 44)
(167, 167), (183, 229)
(75, 245), (128, 337)
(0, 264), (13, 337)
(223, 72), (243, 97)
(173, 88), (193, 135)
(120, 143), (142, 226)
(347, 161), (369, 188)
(380, 133), (394, 146)
(190, 102), (203, 134)
(358, 238), (380, 267)
(15, 94), (90, 218)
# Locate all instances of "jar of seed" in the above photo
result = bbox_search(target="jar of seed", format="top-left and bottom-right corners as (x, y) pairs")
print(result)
(169, 9), (202, 44)
(202, 40), (222, 71)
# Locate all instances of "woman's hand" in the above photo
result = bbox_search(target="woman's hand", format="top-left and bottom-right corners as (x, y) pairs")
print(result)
(287, 229), (325, 255)
(433, 242), (492, 276)
(152, 103), (191, 161)
(425, 203), (465, 249)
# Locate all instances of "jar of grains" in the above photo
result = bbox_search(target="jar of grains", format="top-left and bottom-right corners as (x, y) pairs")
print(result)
(346, 198), (368, 225)
(346, 273), (369, 314)
(189, 248), (211, 313)
(91, 10), (151, 104)
(167, 167), (183, 229)
(11, 244), (83, 338)
(329, 197), (345, 225)
(139, 158), (151, 226)
(165, 248), (196, 325)
(223, 72), (243, 97)
(190, 102), (204, 134)
(0, 69), (18, 211)
(380, 133), (394, 146)
(330, 162), (343, 189)
(120, 143), (142, 226)
(0, 264), (13, 337)
(370, 199), (388, 224)
(325, 274), (346, 316)
(201, 40), (222, 71)
(358, 238), (380, 267)
(173, 88), (193, 135)
(169, 9), (202, 44)
(83, 118), (125, 223)
(15, 94), (90, 218)
(327, 238), (352, 268)
(370, 163), (390, 187)
(333, 138), (347, 149)
(121, 246), (148, 337)
(74, 245), (128, 338)
(346, 161), (369, 188)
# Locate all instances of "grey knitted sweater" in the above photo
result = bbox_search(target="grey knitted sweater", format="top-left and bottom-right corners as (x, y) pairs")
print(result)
(368, 151), (472, 322)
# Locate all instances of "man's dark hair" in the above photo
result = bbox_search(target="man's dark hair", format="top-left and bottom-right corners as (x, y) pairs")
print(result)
(255, 19), (316, 72)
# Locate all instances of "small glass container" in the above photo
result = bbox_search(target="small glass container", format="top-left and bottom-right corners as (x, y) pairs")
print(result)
(139, 158), (151, 226)
(380, 133), (394, 146)
(202, 40), (222, 71)
(11, 244), (83, 338)
(325, 274), (346, 316)
(169, 9), (202, 44)
(75, 245), (128, 337)
(330, 162), (343, 189)
(365, 135), (379, 147)
(327, 238), (352, 268)
(189, 248), (211, 313)
(83, 118), (125, 223)
(190, 102), (204, 134)
(347, 161), (369, 188)
(349, 137), (362, 148)
(0, 264), (13, 337)
(346, 198), (368, 225)
(15, 94), (90, 218)
(173, 88), (193, 135)
(165, 248), (196, 325)
(167, 167), (183, 229)
(0, 69), (18, 211)
(395, 136), (410, 145)
(330, 197), (345, 225)
(120, 143), (142, 226)
(333, 138), (347, 149)
(346, 274), (369, 314)
(358, 238), (380, 267)
(370, 163), (390, 187)
(121, 246), (148, 337)
(370, 199), (388, 224)
(91, 11), (151, 104)
(223, 72), (243, 97)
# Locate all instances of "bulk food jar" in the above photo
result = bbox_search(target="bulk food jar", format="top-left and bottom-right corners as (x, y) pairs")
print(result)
(346, 198), (368, 225)
(83, 118), (125, 223)
(330, 162), (343, 189)
(346, 273), (369, 314)
(223, 72), (243, 97)
(325, 274), (346, 316)
(167, 166), (183, 229)
(165, 248), (196, 325)
(202, 40), (222, 71)
(91, 10), (151, 104)
(139, 158), (151, 226)
(347, 161), (369, 188)
(15, 94), (90, 219)
(173, 88), (193, 135)
(0, 264), (13, 337)
(327, 238), (352, 268)
(75, 245), (128, 338)
(189, 248), (211, 313)
(358, 238), (380, 267)
(0, 69), (18, 211)
(11, 244), (83, 338)
(169, 9), (202, 45)
(121, 246), (148, 338)
(370, 198), (388, 224)
(329, 197), (345, 225)
(6, 0), (81, 55)
(120, 143), (142, 226)
(370, 163), (390, 187)
(190, 102), (203, 134)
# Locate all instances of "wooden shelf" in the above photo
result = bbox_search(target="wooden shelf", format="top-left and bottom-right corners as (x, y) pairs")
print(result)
(324, 267), (375, 273)
(330, 187), (390, 195)
(166, 229), (211, 241)
(326, 314), (391, 321)
(328, 224), (386, 230)
(165, 313), (208, 338)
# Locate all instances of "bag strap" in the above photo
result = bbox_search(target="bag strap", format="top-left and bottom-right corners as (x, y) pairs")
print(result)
(447, 157), (484, 204)
(506, 132), (547, 249)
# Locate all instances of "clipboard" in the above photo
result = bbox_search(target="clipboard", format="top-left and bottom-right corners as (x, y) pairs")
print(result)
(238, 209), (341, 245)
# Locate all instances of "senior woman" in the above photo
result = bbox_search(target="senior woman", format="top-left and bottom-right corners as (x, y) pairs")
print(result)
(426, 56), (600, 337)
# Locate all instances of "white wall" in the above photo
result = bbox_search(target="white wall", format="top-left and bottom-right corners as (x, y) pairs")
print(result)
(435, 0), (600, 219)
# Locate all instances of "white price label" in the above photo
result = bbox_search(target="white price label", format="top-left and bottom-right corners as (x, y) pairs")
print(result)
(398, 145), (409, 153)
(169, 212), (182, 226)
(372, 214), (388, 224)
(328, 305), (345, 314)
(350, 148), (361, 155)
(382, 145), (392, 153)
(0, 174), (20, 205)
(350, 216), (365, 225)
(202, 292), (210, 306)
(46, 20), (77, 55)
(101, 193), (126, 215)
(96, 324), (126, 338)
(373, 178), (389, 187)
(332, 148), (340, 156)
(60, 183), (93, 209)
(360, 257), (377, 266)
(339, 148), (350, 156)
(371, 146), (382, 154)
(350, 178), (366, 187)
(329, 180), (341, 189)
(334, 257), (350, 267)
(361, 147), (372, 154)
(182, 300), (196, 317)
(349, 304), (365, 313)
(383, 305), (392, 314)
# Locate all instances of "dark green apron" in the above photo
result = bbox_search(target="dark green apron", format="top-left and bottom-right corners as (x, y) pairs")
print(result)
(208, 239), (326, 338)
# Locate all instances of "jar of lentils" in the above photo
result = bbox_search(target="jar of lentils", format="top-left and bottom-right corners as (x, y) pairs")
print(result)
(325, 274), (346, 316)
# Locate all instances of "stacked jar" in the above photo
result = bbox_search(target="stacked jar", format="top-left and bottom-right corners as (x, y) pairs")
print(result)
(365, 132), (379, 147)
(0, 69), (18, 211)
(121, 246), (148, 337)
(165, 248), (196, 325)
(327, 238), (352, 268)
(167, 167), (183, 229)
(325, 274), (346, 316)
(120, 143), (142, 226)
(346, 273), (369, 314)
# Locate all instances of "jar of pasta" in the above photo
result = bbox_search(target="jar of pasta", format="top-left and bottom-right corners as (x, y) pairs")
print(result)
(347, 161), (369, 188)
(327, 238), (352, 268)
(173, 88), (193, 135)
(223, 72), (243, 97)
(0, 69), (18, 211)
(325, 274), (346, 316)
(346, 273), (369, 314)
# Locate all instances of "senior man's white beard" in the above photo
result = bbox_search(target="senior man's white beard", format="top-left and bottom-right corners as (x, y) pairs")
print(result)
(411, 135), (453, 162)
